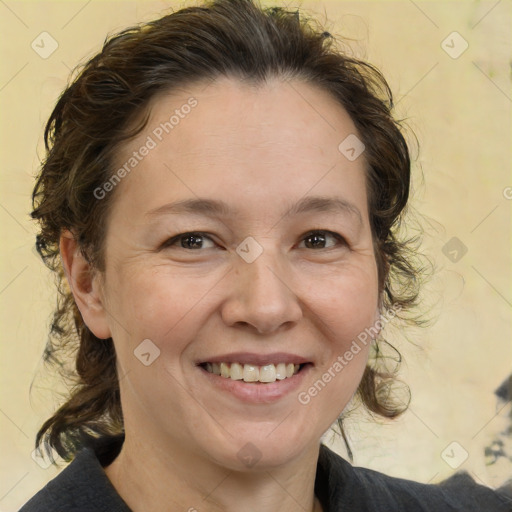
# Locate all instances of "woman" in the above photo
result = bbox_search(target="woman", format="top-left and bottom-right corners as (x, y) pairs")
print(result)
(20, 0), (511, 510)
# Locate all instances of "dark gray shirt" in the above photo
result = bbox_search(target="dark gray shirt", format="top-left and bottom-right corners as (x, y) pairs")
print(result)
(19, 436), (512, 511)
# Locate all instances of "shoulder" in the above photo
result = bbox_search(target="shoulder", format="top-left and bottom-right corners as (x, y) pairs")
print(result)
(317, 443), (512, 511)
(19, 437), (130, 512)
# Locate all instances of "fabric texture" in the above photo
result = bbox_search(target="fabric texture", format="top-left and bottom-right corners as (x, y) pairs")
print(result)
(19, 435), (512, 511)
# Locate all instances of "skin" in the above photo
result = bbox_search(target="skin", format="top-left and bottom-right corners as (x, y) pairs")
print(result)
(60, 76), (381, 512)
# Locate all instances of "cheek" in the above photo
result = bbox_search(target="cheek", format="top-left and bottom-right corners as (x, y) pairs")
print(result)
(297, 273), (376, 424)
(104, 267), (207, 352)
(309, 265), (379, 345)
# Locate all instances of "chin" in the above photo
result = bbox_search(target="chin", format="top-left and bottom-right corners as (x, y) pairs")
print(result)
(201, 426), (317, 472)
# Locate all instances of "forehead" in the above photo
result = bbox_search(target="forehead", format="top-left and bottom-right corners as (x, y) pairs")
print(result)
(110, 76), (369, 223)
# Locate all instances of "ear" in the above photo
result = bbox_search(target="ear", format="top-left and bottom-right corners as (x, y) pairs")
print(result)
(59, 230), (112, 340)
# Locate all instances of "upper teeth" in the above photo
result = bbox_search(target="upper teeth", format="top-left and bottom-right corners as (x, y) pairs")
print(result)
(204, 362), (300, 383)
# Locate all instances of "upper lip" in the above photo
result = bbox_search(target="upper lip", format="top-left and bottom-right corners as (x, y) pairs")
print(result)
(197, 352), (312, 366)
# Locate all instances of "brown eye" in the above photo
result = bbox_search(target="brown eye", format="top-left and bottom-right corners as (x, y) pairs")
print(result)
(162, 232), (216, 250)
(299, 230), (346, 250)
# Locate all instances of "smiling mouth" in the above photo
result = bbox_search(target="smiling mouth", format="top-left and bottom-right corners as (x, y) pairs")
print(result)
(199, 362), (310, 384)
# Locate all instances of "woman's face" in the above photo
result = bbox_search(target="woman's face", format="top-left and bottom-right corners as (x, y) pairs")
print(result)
(93, 76), (380, 469)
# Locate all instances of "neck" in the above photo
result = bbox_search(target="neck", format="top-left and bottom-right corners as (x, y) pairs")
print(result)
(104, 433), (323, 512)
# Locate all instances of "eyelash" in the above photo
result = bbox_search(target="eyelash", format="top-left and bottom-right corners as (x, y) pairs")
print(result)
(161, 230), (347, 251)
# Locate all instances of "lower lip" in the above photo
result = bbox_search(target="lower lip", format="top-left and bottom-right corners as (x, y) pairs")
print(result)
(198, 364), (313, 404)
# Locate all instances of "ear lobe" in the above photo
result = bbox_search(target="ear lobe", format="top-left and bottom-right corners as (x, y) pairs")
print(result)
(59, 230), (112, 340)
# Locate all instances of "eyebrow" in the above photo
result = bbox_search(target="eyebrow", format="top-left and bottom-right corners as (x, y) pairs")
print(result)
(146, 195), (363, 225)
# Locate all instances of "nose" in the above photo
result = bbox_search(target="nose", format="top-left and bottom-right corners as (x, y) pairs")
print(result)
(220, 247), (303, 335)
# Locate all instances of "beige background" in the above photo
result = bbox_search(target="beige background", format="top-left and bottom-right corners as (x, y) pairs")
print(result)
(1, 0), (511, 510)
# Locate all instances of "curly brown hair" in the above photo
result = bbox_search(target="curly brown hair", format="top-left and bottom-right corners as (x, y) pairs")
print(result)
(31, 0), (424, 463)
